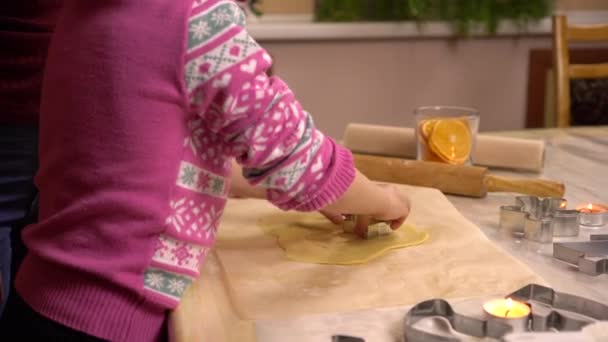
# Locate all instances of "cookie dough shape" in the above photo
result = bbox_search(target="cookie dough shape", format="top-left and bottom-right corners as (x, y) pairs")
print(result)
(258, 213), (429, 265)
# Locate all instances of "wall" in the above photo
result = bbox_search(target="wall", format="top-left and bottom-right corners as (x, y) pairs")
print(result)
(259, 0), (313, 14)
(556, 0), (608, 10)
(254, 2), (607, 138)
(259, 0), (608, 14)
(264, 37), (552, 138)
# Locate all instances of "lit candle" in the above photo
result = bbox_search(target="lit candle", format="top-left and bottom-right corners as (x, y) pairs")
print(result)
(576, 203), (607, 227)
(483, 298), (530, 332)
(576, 203), (606, 214)
(483, 298), (530, 318)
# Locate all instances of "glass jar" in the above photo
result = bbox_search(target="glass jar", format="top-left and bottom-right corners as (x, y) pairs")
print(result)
(414, 106), (480, 166)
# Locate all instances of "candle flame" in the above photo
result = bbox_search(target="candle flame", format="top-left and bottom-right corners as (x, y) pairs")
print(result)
(560, 202), (566, 209)
(587, 203), (593, 210)
(450, 146), (455, 159)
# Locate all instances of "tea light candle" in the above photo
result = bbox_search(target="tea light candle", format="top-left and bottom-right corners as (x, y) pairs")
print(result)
(483, 298), (530, 332)
(578, 203), (605, 214)
(576, 203), (607, 227)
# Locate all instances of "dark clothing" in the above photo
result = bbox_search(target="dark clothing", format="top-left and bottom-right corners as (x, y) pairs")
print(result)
(0, 1), (62, 125)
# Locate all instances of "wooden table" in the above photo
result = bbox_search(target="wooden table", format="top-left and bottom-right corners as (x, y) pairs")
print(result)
(171, 126), (608, 342)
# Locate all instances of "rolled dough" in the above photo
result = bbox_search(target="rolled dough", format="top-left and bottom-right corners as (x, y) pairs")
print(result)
(258, 213), (429, 265)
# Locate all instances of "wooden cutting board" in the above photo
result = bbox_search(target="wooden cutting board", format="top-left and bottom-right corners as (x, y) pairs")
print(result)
(170, 185), (544, 341)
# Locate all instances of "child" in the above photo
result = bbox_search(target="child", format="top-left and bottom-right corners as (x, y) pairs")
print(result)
(1, 0), (411, 340)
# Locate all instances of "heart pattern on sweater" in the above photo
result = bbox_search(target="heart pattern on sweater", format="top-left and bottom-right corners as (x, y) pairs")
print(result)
(240, 59), (257, 74)
(212, 73), (232, 88)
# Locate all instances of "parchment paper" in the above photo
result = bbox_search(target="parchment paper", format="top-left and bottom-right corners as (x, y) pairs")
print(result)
(213, 185), (543, 320)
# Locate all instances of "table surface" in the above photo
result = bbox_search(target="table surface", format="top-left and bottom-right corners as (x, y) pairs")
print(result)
(255, 126), (608, 341)
(450, 126), (608, 302)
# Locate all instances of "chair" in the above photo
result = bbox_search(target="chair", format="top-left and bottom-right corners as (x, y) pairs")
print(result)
(553, 14), (608, 128)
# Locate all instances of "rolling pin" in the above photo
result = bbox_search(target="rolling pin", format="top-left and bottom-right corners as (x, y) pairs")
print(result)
(343, 123), (546, 172)
(353, 154), (565, 198)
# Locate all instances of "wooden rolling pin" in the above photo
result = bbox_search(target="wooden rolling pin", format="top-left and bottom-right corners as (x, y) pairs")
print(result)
(343, 123), (546, 172)
(354, 154), (565, 198)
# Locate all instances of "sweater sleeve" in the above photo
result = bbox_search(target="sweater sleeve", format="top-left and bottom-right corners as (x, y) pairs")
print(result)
(186, 0), (354, 211)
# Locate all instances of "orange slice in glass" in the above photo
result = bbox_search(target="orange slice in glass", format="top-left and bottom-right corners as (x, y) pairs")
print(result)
(420, 119), (437, 140)
(428, 119), (472, 163)
(420, 139), (442, 162)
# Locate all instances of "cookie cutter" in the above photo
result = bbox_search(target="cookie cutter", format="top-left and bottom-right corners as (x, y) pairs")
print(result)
(342, 215), (392, 239)
(553, 235), (608, 276)
(551, 209), (580, 237)
(508, 284), (608, 329)
(515, 196), (567, 218)
(404, 284), (608, 341)
(499, 196), (579, 243)
(524, 216), (554, 244)
(502, 321), (608, 342)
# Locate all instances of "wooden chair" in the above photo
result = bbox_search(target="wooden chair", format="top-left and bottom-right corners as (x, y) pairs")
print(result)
(553, 15), (608, 128)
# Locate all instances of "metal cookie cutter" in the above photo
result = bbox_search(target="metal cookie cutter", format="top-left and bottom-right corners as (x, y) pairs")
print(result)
(342, 215), (392, 239)
(507, 284), (608, 330)
(499, 196), (578, 243)
(404, 284), (608, 341)
(404, 298), (513, 341)
(553, 235), (608, 276)
(524, 216), (553, 244)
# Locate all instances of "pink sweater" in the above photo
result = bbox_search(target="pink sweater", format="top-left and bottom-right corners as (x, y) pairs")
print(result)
(16, 0), (355, 341)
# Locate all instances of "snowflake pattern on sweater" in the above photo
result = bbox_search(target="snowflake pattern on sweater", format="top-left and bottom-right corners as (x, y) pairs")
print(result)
(143, 0), (355, 303)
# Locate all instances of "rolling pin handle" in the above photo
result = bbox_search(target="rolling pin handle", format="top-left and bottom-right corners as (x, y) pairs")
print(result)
(485, 175), (565, 198)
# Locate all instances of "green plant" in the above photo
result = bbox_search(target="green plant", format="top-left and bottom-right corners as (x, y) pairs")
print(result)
(314, 0), (553, 34)
(237, 0), (263, 16)
(249, 0), (263, 16)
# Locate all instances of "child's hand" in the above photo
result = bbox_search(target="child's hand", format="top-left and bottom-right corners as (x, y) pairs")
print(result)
(320, 210), (345, 225)
(373, 185), (411, 228)
(320, 168), (413, 238)
(352, 185), (411, 238)
(321, 175), (412, 238)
